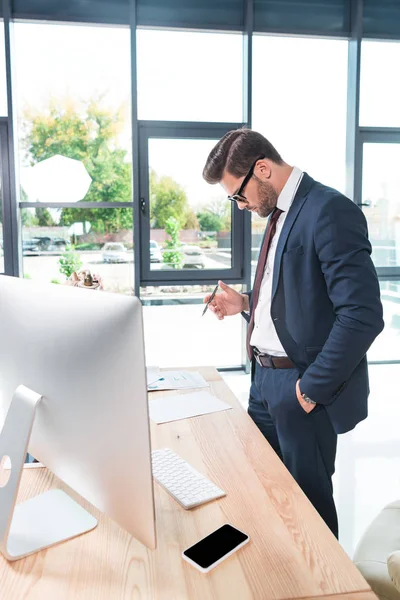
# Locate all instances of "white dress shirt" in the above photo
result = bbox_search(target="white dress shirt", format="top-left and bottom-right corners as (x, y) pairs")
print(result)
(250, 167), (304, 356)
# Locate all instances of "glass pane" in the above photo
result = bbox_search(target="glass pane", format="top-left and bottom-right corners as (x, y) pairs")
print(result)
(21, 208), (134, 295)
(361, 144), (400, 268)
(368, 281), (400, 362)
(0, 152), (3, 273)
(141, 286), (244, 368)
(252, 35), (348, 194)
(360, 41), (400, 127)
(14, 22), (132, 204)
(148, 138), (232, 272)
(0, 21), (6, 116)
(137, 29), (243, 122)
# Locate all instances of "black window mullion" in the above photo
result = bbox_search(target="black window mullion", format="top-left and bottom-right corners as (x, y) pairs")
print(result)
(0, 120), (14, 276)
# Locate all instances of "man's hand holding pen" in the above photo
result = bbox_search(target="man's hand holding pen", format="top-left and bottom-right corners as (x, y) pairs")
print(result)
(203, 280), (249, 320)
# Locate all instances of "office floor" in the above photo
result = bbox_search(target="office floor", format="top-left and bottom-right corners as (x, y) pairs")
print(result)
(222, 364), (400, 559)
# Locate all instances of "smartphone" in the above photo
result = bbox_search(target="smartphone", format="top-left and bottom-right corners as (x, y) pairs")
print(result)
(182, 524), (250, 573)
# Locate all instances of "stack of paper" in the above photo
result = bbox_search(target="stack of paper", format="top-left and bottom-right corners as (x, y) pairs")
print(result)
(147, 370), (208, 391)
(148, 390), (232, 424)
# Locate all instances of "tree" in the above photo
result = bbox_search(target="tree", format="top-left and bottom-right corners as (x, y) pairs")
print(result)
(21, 100), (133, 234)
(197, 211), (223, 232)
(207, 197), (231, 231)
(150, 170), (192, 230)
(35, 207), (56, 227)
(183, 209), (199, 230)
(21, 209), (38, 227)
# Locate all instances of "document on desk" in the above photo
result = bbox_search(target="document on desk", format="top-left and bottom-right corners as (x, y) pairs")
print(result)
(149, 390), (232, 424)
(147, 366), (162, 387)
(147, 370), (208, 391)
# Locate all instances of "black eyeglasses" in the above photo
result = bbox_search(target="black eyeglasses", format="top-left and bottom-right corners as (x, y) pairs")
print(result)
(227, 156), (265, 204)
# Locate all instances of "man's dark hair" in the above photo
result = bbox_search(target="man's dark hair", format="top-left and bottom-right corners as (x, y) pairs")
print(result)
(203, 128), (283, 184)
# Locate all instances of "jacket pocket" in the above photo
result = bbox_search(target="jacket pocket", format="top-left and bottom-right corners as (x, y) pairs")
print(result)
(283, 244), (304, 257)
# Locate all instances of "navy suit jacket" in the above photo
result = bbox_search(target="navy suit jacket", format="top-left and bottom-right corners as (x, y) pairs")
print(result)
(246, 173), (384, 434)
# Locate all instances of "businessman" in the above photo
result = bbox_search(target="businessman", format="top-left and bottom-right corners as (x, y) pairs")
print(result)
(202, 129), (384, 538)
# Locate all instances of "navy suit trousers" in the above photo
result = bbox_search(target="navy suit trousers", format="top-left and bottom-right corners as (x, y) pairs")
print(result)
(248, 363), (338, 538)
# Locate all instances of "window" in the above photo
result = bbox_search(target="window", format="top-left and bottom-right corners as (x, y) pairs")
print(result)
(14, 22), (132, 200)
(0, 170), (3, 273)
(252, 35), (348, 194)
(138, 124), (245, 285)
(360, 41), (400, 127)
(368, 281), (400, 362)
(21, 208), (134, 293)
(0, 122), (6, 273)
(14, 22), (133, 292)
(252, 35), (348, 270)
(361, 143), (400, 269)
(137, 29), (243, 122)
(147, 137), (232, 273)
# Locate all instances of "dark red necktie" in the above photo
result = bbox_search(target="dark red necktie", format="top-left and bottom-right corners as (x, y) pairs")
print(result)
(247, 208), (283, 360)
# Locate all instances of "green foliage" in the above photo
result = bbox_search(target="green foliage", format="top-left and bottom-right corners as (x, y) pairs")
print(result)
(208, 198), (231, 230)
(23, 273), (32, 279)
(183, 209), (199, 230)
(74, 243), (103, 251)
(21, 209), (39, 227)
(162, 217), (184, 269)
(150, 170), (193, 230)
(58, 251), (82, 279)
(50, 278), (61, 284)
(197, 211), (223, 232)
(21, 102), (199, 237)
(21, 100), (133, 234)
(35, 207), (56, 227)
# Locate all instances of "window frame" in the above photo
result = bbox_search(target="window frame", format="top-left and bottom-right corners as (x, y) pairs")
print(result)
(138, 121), (248, 286)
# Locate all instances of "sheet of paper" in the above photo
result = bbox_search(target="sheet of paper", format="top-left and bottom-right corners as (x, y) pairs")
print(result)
(148, 390), (232, 424)
(146, 366), (161, 386)
(147, 370), (208, 391)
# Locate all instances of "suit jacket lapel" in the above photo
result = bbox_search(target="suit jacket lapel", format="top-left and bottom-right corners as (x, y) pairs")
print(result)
(271, 173), (314, 301)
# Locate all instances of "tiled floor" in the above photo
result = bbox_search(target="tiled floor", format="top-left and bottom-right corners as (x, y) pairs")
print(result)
(222, 364), (400, 558)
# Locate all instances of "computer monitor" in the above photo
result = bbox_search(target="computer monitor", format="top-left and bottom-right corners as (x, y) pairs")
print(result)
(0, 275), (156, 560)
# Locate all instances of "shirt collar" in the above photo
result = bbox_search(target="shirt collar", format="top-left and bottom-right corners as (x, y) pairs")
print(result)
(276, 166), (303, 213)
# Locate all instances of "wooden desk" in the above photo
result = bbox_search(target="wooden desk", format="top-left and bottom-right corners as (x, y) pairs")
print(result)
(0, 367), (373, 600)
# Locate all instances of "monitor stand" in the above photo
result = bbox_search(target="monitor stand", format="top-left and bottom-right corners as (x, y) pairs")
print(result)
(0, 385), (97, 561)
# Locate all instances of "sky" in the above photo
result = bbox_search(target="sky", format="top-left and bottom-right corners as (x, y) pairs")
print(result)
(0, 22), (399, 211)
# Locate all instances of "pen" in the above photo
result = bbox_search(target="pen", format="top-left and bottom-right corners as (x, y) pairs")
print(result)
(202, 283), (219, 317)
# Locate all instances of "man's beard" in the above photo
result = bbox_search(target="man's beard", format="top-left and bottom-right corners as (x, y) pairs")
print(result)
(255, 178), (278, 218)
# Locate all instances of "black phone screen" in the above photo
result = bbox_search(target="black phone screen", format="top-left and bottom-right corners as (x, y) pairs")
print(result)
(183, 524), (248, 569)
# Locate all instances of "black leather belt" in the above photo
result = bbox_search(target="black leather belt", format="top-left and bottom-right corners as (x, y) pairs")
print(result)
(253, 348), (295, 369)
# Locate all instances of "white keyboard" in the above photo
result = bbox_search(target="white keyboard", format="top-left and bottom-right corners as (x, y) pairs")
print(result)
(152, 448), (226, 510)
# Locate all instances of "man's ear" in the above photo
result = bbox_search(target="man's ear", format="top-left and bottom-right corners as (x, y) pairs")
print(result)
(255, 158), (272, 180)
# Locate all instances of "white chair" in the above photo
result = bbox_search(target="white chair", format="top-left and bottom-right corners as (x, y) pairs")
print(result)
(354, 500), (400, 600)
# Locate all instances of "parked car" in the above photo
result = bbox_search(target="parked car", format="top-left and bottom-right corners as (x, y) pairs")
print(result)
(102, 242), (129, 263)
(23, 236), (70, 256)
(22, 238), (42, 256)
(182, 245), (206, 268)
(150, 240), (162, 263)
(47, 238), (70, 253)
